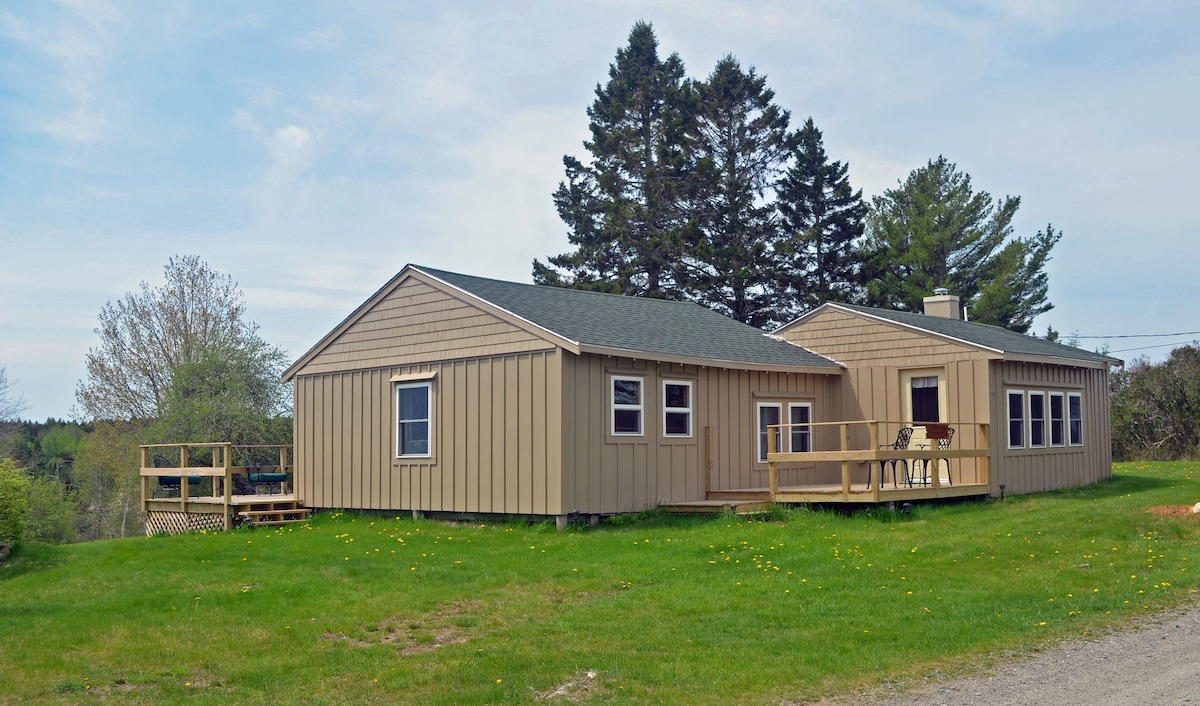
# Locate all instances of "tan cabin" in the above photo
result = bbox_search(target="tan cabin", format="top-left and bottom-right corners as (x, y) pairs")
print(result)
(774, 293), (1122, 497)
(282, 267), (1120, 521)
(281, 265), (849, 519)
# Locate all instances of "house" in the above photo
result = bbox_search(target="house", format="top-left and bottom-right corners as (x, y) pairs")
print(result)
(774, 292), (1121, 496)
(282, 267), (1120, 521)
(281, 265), (846, 520)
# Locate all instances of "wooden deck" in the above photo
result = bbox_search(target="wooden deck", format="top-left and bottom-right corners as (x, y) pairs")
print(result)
(140, 442), (311, 535)
(666, 420), (992, 513)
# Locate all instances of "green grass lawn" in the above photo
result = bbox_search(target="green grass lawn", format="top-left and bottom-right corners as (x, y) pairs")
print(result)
(2, 462), (1198, 705)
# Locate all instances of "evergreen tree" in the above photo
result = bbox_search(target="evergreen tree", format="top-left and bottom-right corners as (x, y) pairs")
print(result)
(861, 156), (1057, 332)
(533, 22), (691, 297)
(676, 56), (793, 327)
(776, 117), (866, 313)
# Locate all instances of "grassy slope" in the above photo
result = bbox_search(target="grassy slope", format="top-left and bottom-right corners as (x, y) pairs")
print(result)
(1, 462), (1197, 705)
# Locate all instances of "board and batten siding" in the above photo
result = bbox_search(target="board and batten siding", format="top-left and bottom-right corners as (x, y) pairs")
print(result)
(293, 350), (564, 515)
(559, 353), (843, 514)
(298, 276), (552, 376)
(988, 360), (1112, 495)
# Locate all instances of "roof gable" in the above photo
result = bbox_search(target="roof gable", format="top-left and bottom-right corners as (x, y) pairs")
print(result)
(779, 302), (1121, 368)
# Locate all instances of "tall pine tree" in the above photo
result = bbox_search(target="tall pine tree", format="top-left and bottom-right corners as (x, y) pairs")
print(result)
(861, 156), (1058, 333)
(776, 117), (866, 314)
(533, 22), (691, 297)
(676, 56), (793, 327)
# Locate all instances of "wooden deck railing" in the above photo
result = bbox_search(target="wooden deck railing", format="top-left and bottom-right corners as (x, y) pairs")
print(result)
(766, 420), (990, 502)
(139, 443), (293, 530)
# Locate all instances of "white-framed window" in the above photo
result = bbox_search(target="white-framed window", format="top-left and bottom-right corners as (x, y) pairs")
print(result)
(1068, 392), (1084, 446)
(1029, 391), (1046, 448)
(1007, 390), (1025, 449)
(662, 380), (692, 438)
(396, 382), (432, 458)
(788, 403), (812, 453)
(757, 403), (782, 463)
(1049, 392), (1065, 447)
(611, 376), (644, 436)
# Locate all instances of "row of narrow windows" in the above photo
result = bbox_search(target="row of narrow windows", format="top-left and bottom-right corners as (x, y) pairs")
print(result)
(1008, 389), (1083, 449)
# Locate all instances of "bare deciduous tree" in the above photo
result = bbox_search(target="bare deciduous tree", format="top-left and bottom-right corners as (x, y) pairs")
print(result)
(76, 255), (267, 421)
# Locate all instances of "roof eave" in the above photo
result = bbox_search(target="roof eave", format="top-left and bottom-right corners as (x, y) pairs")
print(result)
(576, 343), (844, 375)
(1002, 352), (1120, 369)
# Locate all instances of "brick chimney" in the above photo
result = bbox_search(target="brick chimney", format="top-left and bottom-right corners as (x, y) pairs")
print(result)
(923, 288), (961, 319)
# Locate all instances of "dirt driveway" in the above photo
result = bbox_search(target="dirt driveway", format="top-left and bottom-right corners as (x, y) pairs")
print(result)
(834, 601), (1200, 705)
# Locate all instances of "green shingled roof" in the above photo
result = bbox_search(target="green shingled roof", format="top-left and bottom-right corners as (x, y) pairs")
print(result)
(415, 266), (841, 371)
(830, 303), (1122, 366)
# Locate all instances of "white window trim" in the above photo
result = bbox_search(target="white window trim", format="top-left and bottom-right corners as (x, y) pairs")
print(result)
(788, 402), (813, 453)
(1049, 391), (1066, 447)
(757, 402), (783, 463)
(611, 375), (644, 437)
(395, 382), (433, 459)
(1007, 389), (1025, 449)
(662, 380), (693, 438)
(1068, 392), (1084, 446)
(1028, 391), (1047, 449)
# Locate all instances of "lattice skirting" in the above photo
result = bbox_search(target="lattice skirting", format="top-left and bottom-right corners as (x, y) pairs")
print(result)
(145, 510), (227, 536)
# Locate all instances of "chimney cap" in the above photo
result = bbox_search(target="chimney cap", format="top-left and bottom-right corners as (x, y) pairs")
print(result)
(933, 287), (950, 296)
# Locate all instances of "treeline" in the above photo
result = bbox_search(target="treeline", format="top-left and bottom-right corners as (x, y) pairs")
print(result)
(1111, 345), (1200, 461)
(0, 256), (292, 546)
(536, 22), (1059, 334)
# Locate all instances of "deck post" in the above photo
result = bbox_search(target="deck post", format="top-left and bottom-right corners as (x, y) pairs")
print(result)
(140, 446), (150, 512)
(223, 443), (233, 531)
(179, 444), (190, 515)
(704, 427), (714, 496)
(840, 423), (851, 500)
(211, 445), (221, 498)
(767, 425), (778, 500)
(280, 445), (291, 495)
(868, 421), (880, 502)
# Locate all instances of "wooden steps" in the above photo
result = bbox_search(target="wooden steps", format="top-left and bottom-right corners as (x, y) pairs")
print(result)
(662, 499), (773, 515)
(237, 500), (312, 527)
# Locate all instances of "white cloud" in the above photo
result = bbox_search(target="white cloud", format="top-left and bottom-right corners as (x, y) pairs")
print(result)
(273, 124), (312, 152)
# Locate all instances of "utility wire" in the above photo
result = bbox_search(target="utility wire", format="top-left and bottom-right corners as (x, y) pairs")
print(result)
(1073, 331), (1200, 339)
(1108, 340), (1199, 354)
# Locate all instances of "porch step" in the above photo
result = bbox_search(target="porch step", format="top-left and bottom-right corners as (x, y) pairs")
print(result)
(662, 500), (773, 516)
(238, 501), (312, 527)
(705, 489), (772, 502)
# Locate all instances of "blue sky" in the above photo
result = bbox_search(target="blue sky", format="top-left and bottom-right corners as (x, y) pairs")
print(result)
(2, 1), (1198, 420)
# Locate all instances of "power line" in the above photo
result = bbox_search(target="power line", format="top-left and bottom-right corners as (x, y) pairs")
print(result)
(1075, 331), (1200, 338)
(1108, 340), (1199, 354)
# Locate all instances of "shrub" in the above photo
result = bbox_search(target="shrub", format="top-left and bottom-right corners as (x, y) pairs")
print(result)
(0, 457), (30, 546)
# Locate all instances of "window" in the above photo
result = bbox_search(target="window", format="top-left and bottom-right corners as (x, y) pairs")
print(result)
(911, 375), (940, 423)
(1049, 392), (1065, 447)
(1007, 390), (1025, 448)
(1068, 393), (1083, 446)
(788, 403), (812, 453)
(396, 383), (432, 457)
(611, 376), (643, 436)
(757, 403), (782, 463)
(662, 381), (692, 437)
(1029, 391), (1046, 448)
